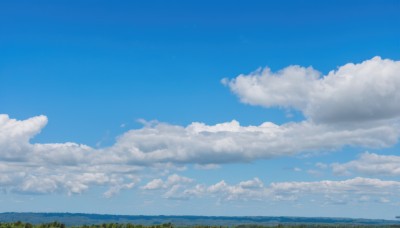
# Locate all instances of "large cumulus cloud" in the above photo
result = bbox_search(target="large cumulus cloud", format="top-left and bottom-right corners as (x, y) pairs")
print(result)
(223, 56), (400, 124)
(1, 56), (400, 197)
(105, 120), (397, 165)
(1, 114), (396, 168)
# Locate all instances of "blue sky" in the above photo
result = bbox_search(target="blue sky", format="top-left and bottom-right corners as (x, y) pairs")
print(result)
(1, 0), (400, 219)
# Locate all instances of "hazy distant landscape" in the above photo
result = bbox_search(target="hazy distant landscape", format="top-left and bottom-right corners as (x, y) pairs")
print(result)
(0, 213), (399, 227)
(2, 221), (400, 228)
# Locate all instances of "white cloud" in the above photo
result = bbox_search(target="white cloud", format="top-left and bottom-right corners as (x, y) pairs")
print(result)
(141, 174), (193, 191)
(239, 178), (264, 189)
(141, 174), (194, 200)
(157, 177), (400, 205)
(205, 178), (266, 201)
(103, 181), (136, 198)
(142, 179), (164, 190)
(163, 185), (190, 200)
(166, 174), (193, 186)
(5, 113), (397, 170)
(0, 114), (142, 195)
(274, 178), (399, 205)
(223, 56), (400, 124)
(0, 114), (47, 161)
(0, 160), (140, 195)
(2, 57), (400, 196)
(331, 152), (400, 176)
(1, 113), (400, 206)
(0, 110), (399, 194)
(106, 120), (398, 165)
(268, 177), (400, 200)
(221, 65), (320, 110)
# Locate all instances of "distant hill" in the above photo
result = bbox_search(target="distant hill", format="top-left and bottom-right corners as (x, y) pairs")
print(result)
(0, 213), (399, 226)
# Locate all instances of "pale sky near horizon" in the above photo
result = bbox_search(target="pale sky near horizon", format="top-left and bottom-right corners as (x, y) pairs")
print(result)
(1, 0), (400, 220)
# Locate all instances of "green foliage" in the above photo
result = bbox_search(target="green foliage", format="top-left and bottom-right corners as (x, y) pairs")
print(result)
(0, 222), (63, 228)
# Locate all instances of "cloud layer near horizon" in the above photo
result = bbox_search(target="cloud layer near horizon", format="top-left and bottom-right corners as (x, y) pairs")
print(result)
(142, 174), (400, 205)
(331, 152), (400, 176)
(1, 56), (400, 201)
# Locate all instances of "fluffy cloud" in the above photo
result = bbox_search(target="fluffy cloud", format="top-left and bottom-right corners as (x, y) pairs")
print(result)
(0, 114), (48, 161)
(206, 178), (265, 201)
(0, 114), (141, 195)
(0, 114), (93, 166)
(4, 114), (397, 169)
(141, 174), (193, 191)
(2, 57), (400, 196)
(223, 56), (400, 124)
(106, 120), (397, 165)
(0, 113), (399, 194)
(142, 178), (164, 190)
(221, 65), (320, 110)
(141, 174), (194, 200)
(331, 152), (400, 176)
(0, 161), (140, 195)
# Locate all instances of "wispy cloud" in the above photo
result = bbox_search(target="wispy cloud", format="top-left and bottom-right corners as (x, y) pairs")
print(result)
(140, 176), (400, 205)
(331, 152), (400, 176)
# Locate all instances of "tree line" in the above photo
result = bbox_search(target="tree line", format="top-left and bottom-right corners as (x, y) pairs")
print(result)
(1, 221), (399, 228)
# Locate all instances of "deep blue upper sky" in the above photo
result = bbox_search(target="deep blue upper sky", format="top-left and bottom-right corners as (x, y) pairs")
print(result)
(2, 0), (399, 146)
